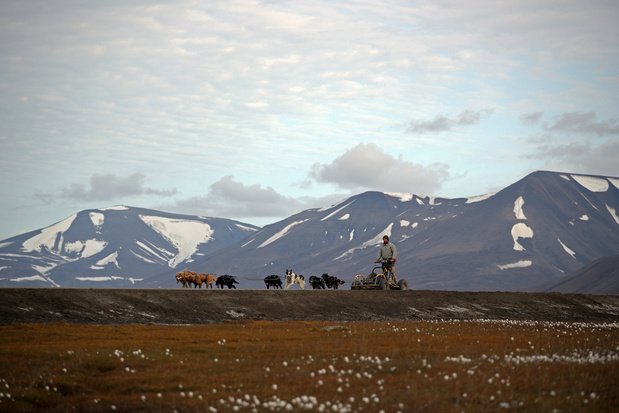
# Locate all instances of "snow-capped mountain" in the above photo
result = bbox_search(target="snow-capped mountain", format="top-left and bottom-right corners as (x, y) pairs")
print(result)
(191, 171), (619, 291)
(1, 171), (617, 291)
(0, 206), (258, 287)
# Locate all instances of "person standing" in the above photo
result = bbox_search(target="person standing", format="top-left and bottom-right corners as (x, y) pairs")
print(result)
(376, 235), (397, 282)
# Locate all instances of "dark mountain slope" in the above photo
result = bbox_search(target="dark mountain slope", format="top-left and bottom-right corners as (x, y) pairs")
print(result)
(192, 171), (619, 291)
(546, 254), (619, 294)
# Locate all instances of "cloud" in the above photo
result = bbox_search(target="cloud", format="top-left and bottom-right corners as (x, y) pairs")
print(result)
(310, 143), (450, 194)
(519, 111), (544, 125)
(168, 143), (454, 223)
(521, 111), (619, 176)
(166, 176), (303, 219)
(544, 112), (619, 136)
(166, 175), (350, 224)
(525, 142), (590, 159)
(581, 140), (619, 176)
(407, 109), (493, 134)
(37, 173), (177, 202)
(524, 139), (619, 177)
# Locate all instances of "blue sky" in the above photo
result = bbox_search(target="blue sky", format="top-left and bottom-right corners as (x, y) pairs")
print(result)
(1, 0), (618, 239)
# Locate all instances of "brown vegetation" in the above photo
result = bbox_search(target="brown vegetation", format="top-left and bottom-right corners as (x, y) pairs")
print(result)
(0, 320), (618, 412)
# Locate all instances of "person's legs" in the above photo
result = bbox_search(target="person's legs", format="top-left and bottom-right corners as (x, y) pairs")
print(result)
(381, 263), (389, 277)
(390, 263), (397, 283)
(382, 262), (397, 283)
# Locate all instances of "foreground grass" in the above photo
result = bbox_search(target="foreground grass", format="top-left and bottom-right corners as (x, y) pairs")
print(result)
(0, 320), (617, 412)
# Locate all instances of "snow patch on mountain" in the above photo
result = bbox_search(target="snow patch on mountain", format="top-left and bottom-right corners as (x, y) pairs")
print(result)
(466, 193), (495, 204)
(76, 276), (124, 282)
(22, 214), (77, 253)
(139, 215), (214, 267)
(235, 223), (258, 232)
(386, 192), (413, 202)
(579, 215), (589, 221)
(578, 191), (599, 211)
(498, 260), (532, 270)
(1, 252), (41, 259)
(560, 174), (570, 181)
(558, 238), (576, 259)
(339, 214), (350, 220)
(606, 204), (619, 224)
(11, 275), (50, 283)
(317, 198), (349, 212)
(571, 175), (609, 192)
(32, 259), (64, 275)
(75, 275), (144, 284)
(400, 220), (410, 227)
(91, 251), (120, 269)
(130, 249), (156, 264)
(128, 277), (144, 285)
(135, 240), (171, 262)
(513, 196), (527, 220)
(429, 197), (441, 205)
(64, 239), (107, 258)
(610, 178), (619, 189)
(259, 219), (309, 248)
(100, 205), (129, 211)
(321, 200), (354, 221)
(89, 212), (105, 228)
(9, 274), (59, 286)
(511, 223), (534, 251)
(334, 223), (394, 261)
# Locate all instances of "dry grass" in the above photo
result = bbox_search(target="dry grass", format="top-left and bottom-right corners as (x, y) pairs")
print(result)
(0, 320), (617, 412)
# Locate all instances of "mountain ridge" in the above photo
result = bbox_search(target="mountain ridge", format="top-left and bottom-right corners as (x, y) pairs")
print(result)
(0, 205), (258, 287)
(188, 170), (619, 291)
(1, 170), (618, 292)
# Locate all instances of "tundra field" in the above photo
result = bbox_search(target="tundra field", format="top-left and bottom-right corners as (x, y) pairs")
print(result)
(0, 319), (618, 413)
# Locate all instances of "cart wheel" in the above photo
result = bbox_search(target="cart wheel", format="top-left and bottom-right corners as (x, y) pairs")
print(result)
(378, 277), (387, 290)
(398, 279), (408, 290)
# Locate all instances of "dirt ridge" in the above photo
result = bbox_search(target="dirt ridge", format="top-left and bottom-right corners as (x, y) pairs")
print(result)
(1, 288), (618, 324)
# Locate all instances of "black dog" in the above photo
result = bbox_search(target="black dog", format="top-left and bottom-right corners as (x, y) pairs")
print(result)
(321, 273), (345, 289)
(264, 274), (283, 289)
(308, 275), (326, 289)
(216, 274), (239, 289)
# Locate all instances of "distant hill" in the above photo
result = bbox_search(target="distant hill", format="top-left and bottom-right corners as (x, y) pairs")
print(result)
(0, 206), (258, 287)
(546, 254), (619, 294)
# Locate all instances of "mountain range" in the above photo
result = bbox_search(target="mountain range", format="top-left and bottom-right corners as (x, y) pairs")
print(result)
(0, 206), (258, 287)
(1, 171), (618, 292)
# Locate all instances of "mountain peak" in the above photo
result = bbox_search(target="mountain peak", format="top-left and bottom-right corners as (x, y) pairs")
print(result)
(1, 170), (617, 292)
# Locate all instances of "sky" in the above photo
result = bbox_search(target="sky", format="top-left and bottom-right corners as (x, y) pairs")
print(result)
(1, 0), (618, 239)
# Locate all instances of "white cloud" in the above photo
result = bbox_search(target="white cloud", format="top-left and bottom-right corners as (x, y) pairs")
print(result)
(407, 110), (493, 134)
(37, 173), (177, 202)
(519, 111), (544, 125)
(164, 176), (344, 223)
(545, 112), (619, 136)
(310, 143), (450, 194)
(524, 139), (619, 177)
(0, 0), (618, 237)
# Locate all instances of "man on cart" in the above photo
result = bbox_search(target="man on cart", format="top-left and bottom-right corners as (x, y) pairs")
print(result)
(375, 235), (397, 284)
